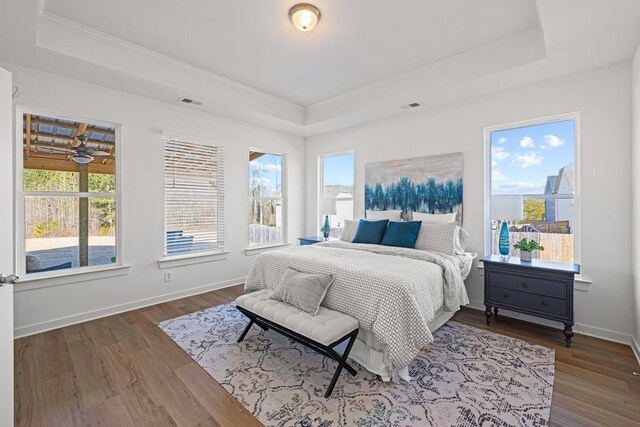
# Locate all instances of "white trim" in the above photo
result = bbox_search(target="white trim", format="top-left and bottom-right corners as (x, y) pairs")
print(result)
(467, 300), (632, 345)
(14, 106), (123, 279)
(14, 264), (131, 292)
(245, 242), (291, 255)
(248, 149), (288, 247)
(14, 276), (245, 338)
(318, 150), (355, 232)
(157, 251), (229, 269)
(483, 112), (581, 267)
(632, 336), (640, 367)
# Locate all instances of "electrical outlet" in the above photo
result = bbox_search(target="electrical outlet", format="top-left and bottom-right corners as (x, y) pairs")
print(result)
(164, 272), (173, 282)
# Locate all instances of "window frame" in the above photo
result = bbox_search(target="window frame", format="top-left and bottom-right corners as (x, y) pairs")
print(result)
(162, 133), (226, 260)
(14, 106), (123, 279)
(484, 112), (581, 265)
(318, 150), (355, 233)
(248, 148), (287, 248)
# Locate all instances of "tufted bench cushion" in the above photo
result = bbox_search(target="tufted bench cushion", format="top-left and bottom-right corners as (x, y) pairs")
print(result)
(236, 289), (359, 346)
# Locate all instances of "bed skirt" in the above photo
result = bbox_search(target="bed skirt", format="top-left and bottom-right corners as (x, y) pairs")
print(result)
(344, 308), (456, 381)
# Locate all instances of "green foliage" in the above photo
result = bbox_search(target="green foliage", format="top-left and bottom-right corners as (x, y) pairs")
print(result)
(24, 169), (116, 238)
(513, 238), (545, 252)
(523, 199), (545, 221)
(33, 219), (59, 238)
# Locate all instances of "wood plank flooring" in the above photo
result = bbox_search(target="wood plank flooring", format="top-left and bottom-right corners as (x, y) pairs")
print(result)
(14, 285), (640, 426)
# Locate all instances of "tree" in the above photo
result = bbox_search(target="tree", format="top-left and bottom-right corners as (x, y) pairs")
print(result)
(523, 199), (545, 221)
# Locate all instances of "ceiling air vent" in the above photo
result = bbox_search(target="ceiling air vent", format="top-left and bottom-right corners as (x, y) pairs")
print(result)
(401, 102), (421, 110)
(178, 97), (202, 106)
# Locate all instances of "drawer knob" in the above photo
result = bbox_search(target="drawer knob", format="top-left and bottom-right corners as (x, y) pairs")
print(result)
(541, 300), (548, 306)
(503, 292), (509, 298)
(521, 282), (528, 288)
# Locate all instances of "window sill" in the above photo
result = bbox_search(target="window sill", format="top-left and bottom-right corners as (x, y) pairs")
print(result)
(157, 251), (229, 269)
(475, 263), (592, 291)
(15, 264), (132, 292)
(245, 242), (291, 256)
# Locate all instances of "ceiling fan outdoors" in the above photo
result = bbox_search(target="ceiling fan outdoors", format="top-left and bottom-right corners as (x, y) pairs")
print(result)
(66, 134), (113, 164)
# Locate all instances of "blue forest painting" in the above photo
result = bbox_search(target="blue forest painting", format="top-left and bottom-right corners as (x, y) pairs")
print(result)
(364, 152), (463, 224)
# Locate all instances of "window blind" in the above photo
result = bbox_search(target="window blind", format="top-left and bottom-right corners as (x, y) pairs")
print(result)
(164, 138), (224, 257)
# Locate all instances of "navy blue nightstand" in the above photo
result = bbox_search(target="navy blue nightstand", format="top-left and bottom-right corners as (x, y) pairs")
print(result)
(482, 255), (580, 347)
(298, 236), (325, 245)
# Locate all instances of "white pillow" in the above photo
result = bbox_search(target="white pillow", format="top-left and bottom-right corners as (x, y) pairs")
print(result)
(366, 209), (402, 221)
(339, 219), (359, 242)
(412, 212), (457, 223)
(455, 226), (470, 254)
(414, 222), (458, 255)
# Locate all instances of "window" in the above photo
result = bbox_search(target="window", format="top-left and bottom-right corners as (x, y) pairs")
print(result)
(320, 151), (354, 238)
(164, 137), (224, 257)
(20, 113), (119, 275)
(487, 115), (577, 263)
(249, 151), (286, 246)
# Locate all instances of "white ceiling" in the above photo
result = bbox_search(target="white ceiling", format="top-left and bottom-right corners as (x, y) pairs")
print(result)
(43, 0), (539, 106)
(1, 0), (640, 136)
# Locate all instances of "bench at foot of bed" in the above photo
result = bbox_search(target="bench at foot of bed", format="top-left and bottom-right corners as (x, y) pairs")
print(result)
(236, 289), (359, 398)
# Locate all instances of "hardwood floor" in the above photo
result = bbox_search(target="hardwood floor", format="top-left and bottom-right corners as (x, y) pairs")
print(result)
(14, 284), (640, 426)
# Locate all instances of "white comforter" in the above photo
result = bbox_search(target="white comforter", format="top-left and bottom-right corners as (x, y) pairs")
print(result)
(244, 240), (469, 369)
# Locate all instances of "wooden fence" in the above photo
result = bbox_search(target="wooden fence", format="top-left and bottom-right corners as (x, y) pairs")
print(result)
(491, 231), (573, 263)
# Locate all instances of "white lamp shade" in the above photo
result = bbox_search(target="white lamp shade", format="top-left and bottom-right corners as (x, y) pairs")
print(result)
(490, 195), (523, 220)
(319, 197), (337, 216)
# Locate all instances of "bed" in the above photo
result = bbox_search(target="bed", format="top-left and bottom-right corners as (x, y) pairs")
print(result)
(244, 239), (474, 381)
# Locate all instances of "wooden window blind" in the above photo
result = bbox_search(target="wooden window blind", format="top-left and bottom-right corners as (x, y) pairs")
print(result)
(164, 138), (224, 257)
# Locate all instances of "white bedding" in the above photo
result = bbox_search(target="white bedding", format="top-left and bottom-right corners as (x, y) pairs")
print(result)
(244, 240), (471, 374)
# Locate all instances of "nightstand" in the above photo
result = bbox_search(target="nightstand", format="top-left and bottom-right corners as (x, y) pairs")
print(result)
(482, 255), (580, 347)
(298, 236), (325, 245)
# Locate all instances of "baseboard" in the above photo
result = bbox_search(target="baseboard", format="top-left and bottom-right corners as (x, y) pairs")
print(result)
(467, 300), (632, 346)
(14, 277), (245, 338)
(632, 336), (640, 367)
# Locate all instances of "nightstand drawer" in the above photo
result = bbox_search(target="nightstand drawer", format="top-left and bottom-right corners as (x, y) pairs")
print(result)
(489, 271), (568, 299)
(489, 287), (567, 317)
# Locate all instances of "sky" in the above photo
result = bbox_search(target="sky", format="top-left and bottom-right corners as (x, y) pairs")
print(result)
(323, 152), (354, 186)
(491, 119), (575, 195)
(250, 153), (282, 196)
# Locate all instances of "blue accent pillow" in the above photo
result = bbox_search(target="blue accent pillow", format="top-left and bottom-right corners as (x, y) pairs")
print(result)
(381, 221), (422, 249)
(352, 219), (389, 244)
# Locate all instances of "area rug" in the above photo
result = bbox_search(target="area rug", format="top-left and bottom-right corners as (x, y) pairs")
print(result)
(159, 304), (555, 427)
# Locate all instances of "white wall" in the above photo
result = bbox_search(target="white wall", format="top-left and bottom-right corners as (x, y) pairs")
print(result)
(306, 62), (634, 343)
(632, 46), (640, 361)
(7, 63), (305, 336)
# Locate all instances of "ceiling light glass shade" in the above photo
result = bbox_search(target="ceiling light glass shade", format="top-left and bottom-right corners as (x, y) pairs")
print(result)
(289, 4), (320, 32)
(72, 154), (94, 164)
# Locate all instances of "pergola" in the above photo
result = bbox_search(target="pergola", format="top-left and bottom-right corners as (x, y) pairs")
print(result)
(23, 113), (116, 268)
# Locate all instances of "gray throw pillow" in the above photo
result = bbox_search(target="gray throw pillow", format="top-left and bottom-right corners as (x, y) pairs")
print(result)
(414, 222), (458, 255)
(270, 268), (335, 315)
(339, 219), (358, 242)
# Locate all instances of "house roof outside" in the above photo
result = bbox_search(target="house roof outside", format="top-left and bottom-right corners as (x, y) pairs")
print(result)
(544, 163), (575, 195)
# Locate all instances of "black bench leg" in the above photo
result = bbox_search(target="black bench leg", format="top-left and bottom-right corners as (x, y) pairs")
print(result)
(324, 332), (358, 397)
(237, 319), (254, 343)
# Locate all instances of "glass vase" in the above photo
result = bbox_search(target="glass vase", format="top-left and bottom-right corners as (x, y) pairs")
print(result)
(498, 220), (510, 257)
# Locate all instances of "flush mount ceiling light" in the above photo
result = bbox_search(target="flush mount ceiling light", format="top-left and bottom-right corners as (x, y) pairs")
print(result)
(289, 4), (321, 32)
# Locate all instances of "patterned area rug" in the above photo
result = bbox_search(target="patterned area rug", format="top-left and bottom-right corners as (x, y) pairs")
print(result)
(159, 304), (555, 427)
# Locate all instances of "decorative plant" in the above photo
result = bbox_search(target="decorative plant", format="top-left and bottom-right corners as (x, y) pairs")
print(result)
(513, 238), (544, 253)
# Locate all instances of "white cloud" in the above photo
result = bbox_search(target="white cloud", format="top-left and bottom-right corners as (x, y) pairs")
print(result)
(519, 136), (535, 148)
(494, 181), (545, 194)
(498, 137), (507, 144)
(492, 170), (507, 181)
(511, 152), (543, 168)
(544, 134), (564, 148)
(261, 163), (281, 173)
(491, 146), (510, 161)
